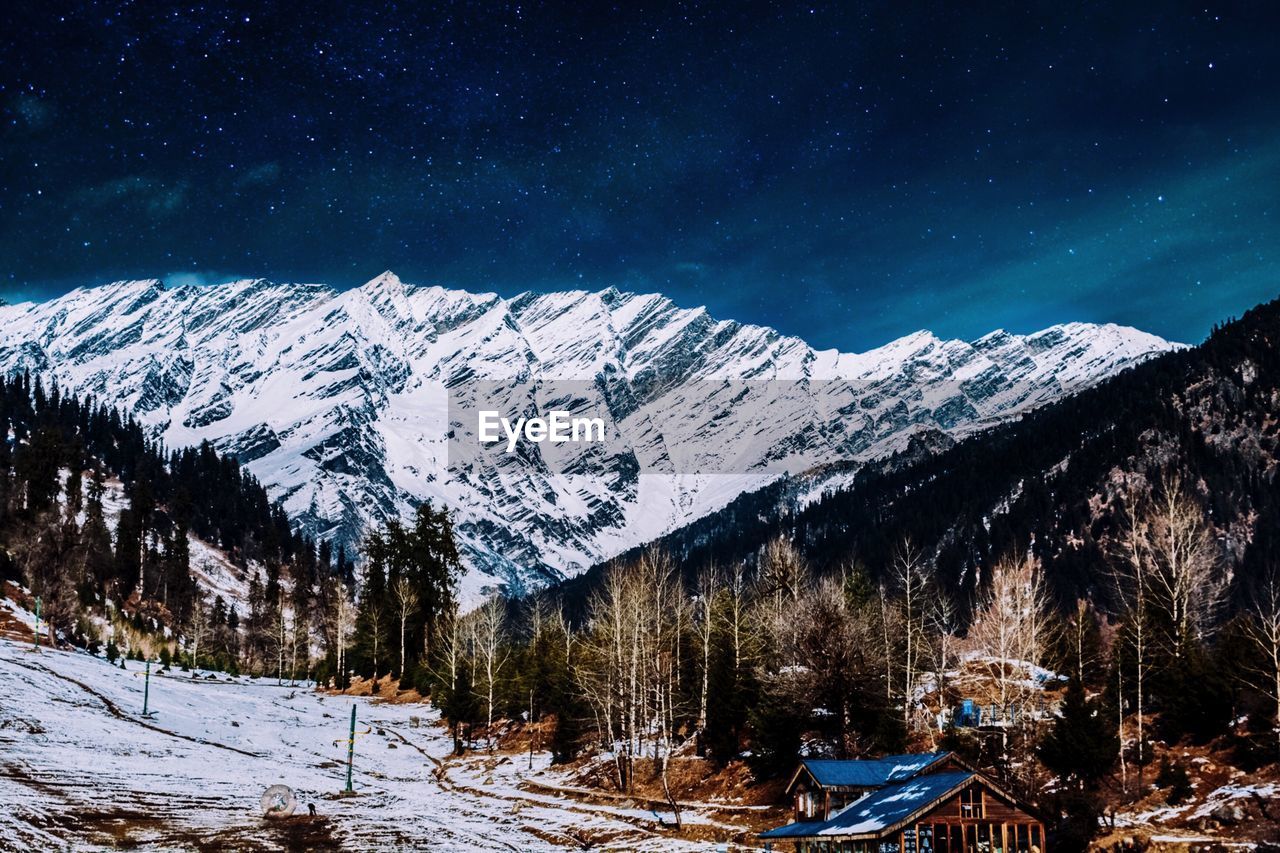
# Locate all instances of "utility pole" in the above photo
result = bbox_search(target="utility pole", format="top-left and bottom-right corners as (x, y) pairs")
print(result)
(32, 597), (41, 652)
(528, 688), (534, 770)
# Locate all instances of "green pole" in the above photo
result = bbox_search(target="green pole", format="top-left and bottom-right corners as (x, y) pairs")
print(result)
(345, 704), (357, 792)
(32, 597), (41, 651)
(143, 659), (152, 715)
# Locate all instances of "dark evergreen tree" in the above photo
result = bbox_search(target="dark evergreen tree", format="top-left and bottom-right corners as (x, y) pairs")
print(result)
(1039, 677), (1119, 786)
(1039, 677), (1119, 852)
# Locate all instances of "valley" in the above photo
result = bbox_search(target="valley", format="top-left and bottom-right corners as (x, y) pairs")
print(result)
(0, 633), (768, 851)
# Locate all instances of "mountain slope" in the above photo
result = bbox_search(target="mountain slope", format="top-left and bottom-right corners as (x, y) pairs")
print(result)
(569, 298), (1280, 612)
(0, 274), (1175, 595)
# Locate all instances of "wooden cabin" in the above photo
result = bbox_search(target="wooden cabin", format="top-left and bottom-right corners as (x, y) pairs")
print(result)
(761, 752), (1045, 853)
(785, 754), (961, 823)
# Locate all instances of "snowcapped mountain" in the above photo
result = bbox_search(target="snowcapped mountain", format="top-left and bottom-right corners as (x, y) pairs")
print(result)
(0, 273), (1176, 598)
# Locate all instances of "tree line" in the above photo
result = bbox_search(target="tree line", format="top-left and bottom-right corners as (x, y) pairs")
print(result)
(574, 295), (1280, 623)
(0, 369), (461, 694)
(8, 296), (1280, 852)
(416, 469), (1280, 850)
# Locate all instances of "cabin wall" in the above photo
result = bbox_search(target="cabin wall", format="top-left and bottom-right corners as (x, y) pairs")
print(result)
(931, 786), (1027, 822)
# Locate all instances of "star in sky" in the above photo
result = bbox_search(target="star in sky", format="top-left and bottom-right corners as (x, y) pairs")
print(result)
(1, 1), (1279, 347)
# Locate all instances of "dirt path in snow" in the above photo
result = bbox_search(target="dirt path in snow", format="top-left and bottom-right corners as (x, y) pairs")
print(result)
(7, 653), (266, 757)
(1, 640), (761, 851)
(379, 722), (761, 848)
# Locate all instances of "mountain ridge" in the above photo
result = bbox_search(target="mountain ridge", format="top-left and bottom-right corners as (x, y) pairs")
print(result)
(0, 274), (1176, 597)
(562, 296), (1280, 616)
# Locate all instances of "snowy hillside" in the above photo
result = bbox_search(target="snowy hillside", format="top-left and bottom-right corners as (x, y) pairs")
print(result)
(0, 636), (750, 850)
(0, 275), (1176, 595)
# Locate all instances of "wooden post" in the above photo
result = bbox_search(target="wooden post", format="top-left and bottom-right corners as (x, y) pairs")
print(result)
(345, 704), (356, 793)
(142, 659), (152, 716)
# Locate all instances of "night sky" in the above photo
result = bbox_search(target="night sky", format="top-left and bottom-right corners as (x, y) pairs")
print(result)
(2, 1), (1279, 349)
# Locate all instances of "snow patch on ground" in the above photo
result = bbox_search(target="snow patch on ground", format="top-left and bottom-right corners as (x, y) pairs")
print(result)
(0, 637), (755, 850)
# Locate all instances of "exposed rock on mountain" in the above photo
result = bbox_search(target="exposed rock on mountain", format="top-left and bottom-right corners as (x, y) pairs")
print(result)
(0, 273), (1175, 596)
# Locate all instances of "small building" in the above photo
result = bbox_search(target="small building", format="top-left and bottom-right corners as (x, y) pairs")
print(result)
(761, 752), (1046, 853)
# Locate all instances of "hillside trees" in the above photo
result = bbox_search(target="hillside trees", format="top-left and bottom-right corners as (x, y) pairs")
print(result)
(1242, 570), (1280, 757)
(576, 551), (689, 792)
(352, 502), (463, 686)
(772, 575), (897, 757)
(1112, 476), (1232, 777)
(0, 370), (333, 678)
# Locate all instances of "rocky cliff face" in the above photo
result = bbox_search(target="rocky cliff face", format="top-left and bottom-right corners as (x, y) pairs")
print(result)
(0, 273), (1176, 598)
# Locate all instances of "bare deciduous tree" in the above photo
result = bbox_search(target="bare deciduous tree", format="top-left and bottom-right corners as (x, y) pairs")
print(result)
(1243, 571), (1280, 757)
(1065, 598), (1099, 684)
(1139, 477), (1224, 659)
(274, 588), (288, 685)
(727, 561), (750, 679)
(365, 600), (387, 682)
(328, 579), (355, 686)
(433, 605), (468, 751)
(693, 563), (719, 734)
(469, 595), (508, 751)
(889, 539), (931, 731)
(922, 590), (961, 743)
(186, 592), (209, 675)
(969, 552), (1053, 719)
(393, 576), (419, 680)
(758, 536), (809, 618)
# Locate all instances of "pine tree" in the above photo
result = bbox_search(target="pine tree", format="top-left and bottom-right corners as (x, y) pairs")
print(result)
(354, 555), (389, 678)
(406, 502), (463, 655)
(115, 508), (142, 599)
(1038, 676), (1119, 850)
(1039, 677), (1119, 787)
(81, 468), (114, 588)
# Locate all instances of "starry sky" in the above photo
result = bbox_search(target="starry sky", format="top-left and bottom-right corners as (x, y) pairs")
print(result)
(2, 1), (1279, 349)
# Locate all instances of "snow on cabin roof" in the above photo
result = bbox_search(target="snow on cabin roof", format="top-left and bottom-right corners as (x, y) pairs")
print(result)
(762, 771), (975, 840)
(798, 752), (951, 789)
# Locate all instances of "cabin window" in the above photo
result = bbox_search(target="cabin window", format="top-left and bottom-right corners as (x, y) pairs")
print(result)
(796, 787), (816, 820)
(933, 822), (951, 853)
(959, 786), (985, 818)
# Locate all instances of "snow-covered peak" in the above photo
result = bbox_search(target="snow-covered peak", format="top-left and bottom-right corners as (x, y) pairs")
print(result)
(0, 276), (1178, 596)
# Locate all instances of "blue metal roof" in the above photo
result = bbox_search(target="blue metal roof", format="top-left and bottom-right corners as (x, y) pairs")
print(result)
(799, 752), (951, 788)
(762, 770), (975, 840)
